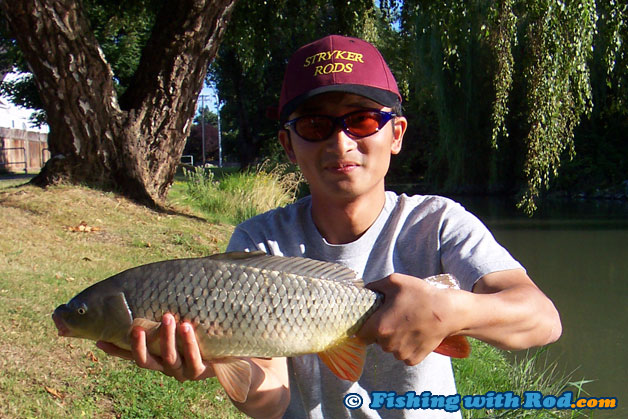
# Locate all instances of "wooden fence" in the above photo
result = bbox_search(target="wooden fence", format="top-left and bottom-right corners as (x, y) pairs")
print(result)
(0, 127), (49, 173)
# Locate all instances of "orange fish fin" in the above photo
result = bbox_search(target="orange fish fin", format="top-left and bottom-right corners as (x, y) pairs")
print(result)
(131, 318), (162, 356)
(318, 336), (367, 381)
(212, 358), (252, 403)
(434, 335), (471, 358)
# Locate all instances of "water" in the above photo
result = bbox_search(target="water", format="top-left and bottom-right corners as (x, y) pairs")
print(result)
(456, 196), (627, 417)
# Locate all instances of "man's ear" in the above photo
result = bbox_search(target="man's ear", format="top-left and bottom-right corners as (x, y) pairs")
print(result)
(279, 130), (297, 163)
(391, 116), (407, 155)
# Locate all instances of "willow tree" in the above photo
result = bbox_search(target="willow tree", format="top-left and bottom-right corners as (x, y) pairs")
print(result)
(395, 0), (623, 213)
(1, 0), (237, 206)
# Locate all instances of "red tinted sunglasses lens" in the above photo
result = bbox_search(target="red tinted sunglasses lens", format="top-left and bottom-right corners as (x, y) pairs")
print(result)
(344, 112), (382, 137)
(286, 110), (395, 142)
(295, 117), (334, 141)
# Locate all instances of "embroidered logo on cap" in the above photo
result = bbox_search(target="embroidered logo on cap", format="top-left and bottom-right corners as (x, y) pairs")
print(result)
(303, 50), (365, 76)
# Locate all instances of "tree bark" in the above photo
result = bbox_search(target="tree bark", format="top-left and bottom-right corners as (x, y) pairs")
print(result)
(0, 0), (237, 206)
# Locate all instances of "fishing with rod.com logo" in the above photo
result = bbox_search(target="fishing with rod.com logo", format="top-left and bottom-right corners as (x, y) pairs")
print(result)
(342, 390), (618, 413)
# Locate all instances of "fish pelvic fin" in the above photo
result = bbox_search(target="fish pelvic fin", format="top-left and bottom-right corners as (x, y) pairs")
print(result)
(318, 336), (367, 382)
(434, 335), (471, 358)
(212, 358), (252, 403)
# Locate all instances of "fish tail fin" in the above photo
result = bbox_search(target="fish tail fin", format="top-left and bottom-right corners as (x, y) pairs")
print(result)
(212, 358), (253, 403)
(318, 336), (367, 381)
(434, 335), (471, 358)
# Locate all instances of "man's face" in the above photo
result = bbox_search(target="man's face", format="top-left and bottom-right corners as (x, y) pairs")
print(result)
(279, 92), (407, 203)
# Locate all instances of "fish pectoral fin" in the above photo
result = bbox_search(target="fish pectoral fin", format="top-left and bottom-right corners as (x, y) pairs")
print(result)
(131, 318), (162, 356)
(433, 335), (471, 358)
(317, 336), (367, 382)
(212, 358), (252, 403)
(100, 293), (133, 344)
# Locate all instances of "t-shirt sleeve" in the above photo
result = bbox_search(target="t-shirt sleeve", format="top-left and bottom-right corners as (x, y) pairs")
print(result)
(226, 225), (260, 253)
(438, 202), (523, 291)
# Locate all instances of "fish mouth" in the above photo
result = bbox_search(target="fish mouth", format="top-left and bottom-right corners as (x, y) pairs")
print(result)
(52, 311), (73, 337)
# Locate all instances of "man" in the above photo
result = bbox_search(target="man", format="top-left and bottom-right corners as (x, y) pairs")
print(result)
(99, 35), (561, 418)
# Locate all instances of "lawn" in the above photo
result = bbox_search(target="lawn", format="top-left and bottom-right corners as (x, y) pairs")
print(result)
(0, 173), (582, 418)
(0, 179), (243, 418)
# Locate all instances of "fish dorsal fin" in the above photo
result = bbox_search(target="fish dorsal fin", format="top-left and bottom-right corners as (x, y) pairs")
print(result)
(207, 250), (267, 260)
(208, 251), (361, 285)
(317, 336), (367, 381)
(212, 358), (252, 403)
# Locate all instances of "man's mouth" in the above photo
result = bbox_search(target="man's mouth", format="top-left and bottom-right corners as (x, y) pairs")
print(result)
(326, 161), (360, 173)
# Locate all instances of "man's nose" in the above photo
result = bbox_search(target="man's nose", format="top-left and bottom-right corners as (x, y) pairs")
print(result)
(325, 127), (357, 154)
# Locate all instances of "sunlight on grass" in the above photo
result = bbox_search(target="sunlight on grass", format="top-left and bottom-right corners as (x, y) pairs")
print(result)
(453, 340), (591, 418)
(181, 161), (303, 224)
(0, 175), (590, 418)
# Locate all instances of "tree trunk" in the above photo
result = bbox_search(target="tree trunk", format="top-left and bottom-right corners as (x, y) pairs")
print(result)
(1, 0), (237, 206)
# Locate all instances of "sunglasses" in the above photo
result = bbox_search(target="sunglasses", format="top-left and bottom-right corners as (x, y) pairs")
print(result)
(283, 109), (397, 142)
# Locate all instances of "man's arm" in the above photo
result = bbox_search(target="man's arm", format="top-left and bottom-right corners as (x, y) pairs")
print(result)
(357, 269), (562, 365)
(97, 313), (290, 419)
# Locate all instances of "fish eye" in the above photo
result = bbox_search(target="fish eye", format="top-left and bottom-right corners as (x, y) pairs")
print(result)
(76, 305), (87, 315)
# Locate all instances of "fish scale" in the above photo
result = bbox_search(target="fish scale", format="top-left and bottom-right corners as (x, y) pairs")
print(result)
(53, 251), (470, 402)
(118, 254), (380, 357)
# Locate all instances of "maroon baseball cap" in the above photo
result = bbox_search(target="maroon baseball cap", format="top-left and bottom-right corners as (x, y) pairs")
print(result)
(278, 35), (401, 121)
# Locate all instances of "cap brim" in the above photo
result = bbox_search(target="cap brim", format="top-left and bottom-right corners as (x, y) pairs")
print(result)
(280, 85), (400, 121)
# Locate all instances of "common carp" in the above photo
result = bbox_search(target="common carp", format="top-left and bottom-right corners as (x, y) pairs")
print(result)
(52, 251), (470, 402)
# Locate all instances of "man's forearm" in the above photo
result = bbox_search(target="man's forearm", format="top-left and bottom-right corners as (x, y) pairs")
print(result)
(231, 357), (290, 419)
(463, 269), (562, 350)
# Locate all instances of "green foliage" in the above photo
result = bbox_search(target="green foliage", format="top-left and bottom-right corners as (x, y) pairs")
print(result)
(516, 0), (597, 214)
(2, 0), (626, 211)
(83, 0), (158, 95)
(0, 72), (46, 126)
(453, 341), (591, 418)
(392, 0), (624, 213)
(183, 162), (304, 225)
(195, 105), (218, 126)
(488, 0), (517, 148)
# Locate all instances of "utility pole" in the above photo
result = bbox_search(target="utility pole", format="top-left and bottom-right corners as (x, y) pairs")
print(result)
(200, 94), (207, 166)
(197, 89), (220, 167)
(215, 89), (222, 167)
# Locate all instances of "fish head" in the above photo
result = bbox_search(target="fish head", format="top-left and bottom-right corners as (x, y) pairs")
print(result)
(52, 282), (133, 344)
(53, 297), (96, 339)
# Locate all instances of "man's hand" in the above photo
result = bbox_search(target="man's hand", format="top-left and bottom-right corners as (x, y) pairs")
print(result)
(97, 313), (291, 418)
(356, 269), (562, 366)
(96, 313), (216, 382)
(356, 273), (462, 366)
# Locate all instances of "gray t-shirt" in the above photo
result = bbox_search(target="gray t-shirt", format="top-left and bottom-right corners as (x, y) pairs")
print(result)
(226, 192), (523, 418)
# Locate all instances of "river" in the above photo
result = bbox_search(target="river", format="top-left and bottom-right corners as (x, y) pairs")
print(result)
(452, 196), (627, 417)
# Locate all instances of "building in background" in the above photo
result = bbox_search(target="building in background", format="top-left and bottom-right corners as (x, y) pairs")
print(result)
(0, 72), (49, 173)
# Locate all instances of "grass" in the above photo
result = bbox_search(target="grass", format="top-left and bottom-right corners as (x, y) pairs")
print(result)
(453, 341), (590, 418)
(178, 162), (303, 224)
(0, 180), (242, 418)
(0, 171), (589, 418)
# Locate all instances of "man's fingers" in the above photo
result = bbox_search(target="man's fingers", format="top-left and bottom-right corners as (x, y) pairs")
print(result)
(98, 313), (215, 382)
(131, 327), (164, 371)
(160, 313), (182, 369)
(178, 322), (209, 380)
